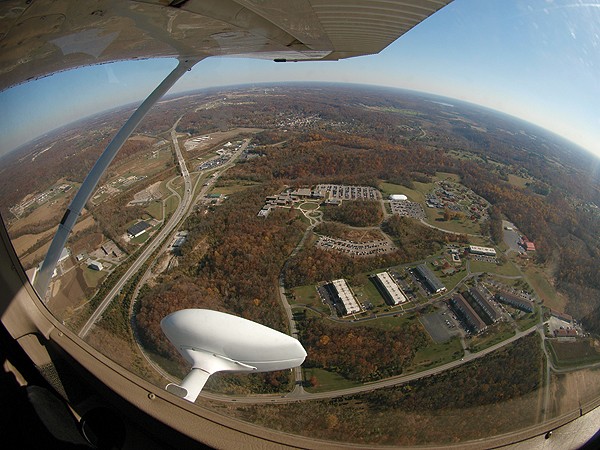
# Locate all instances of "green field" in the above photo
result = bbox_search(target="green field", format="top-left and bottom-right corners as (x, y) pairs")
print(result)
(507, 174), (531, 189)
(303, 367), (360, 393)
(145, 200), (164, 220)
(524, 266), (566, 312)
(82, 266), (107, 288)
(468, 322), (516, 353)
(211, 179), (260, 195)
(435, 266), (469, 291)
(290, 285), (320, 306)
(299, 201), (320, 210)
(515, 308), (540, 332)
(547, 339), (600, 368)
(408, 336), (463, 372)
(378, 182), (425, 202)
(164, 196), (179, 218)
(351, 277), (387, 308)
(423, 207), (482, 235)
(469, 258), (521, 277)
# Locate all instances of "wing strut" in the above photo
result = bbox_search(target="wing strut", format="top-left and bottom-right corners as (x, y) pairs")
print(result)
(33, 57), (200, 296)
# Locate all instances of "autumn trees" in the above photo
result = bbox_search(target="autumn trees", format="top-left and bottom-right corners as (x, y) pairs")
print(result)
(297, 316), (427, 382)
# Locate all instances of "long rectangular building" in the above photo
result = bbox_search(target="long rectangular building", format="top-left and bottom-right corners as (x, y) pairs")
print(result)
(451, 294), (487, 333)
(329, 279), (361, 315)
(495, 291), (534, 313)
(415, 264), (446, 293)
(469, 245), (496, 256)
(371, 272), (408, 305)
(469, 286), (501, 323)
(469, 245), (497, 256)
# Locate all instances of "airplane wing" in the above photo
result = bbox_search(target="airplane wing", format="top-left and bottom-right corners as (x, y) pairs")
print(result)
(0, 0), (452, 91)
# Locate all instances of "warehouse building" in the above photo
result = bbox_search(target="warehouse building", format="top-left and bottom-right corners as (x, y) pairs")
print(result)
(326, 279), (361, 316)
(371, 272), (408, 305)
(127, 221), (150, 238)
(415, 264), (446, 293)
(469, 286), (501, 323)
(495, 291), (534, 313)
(450, 294), (487, 333)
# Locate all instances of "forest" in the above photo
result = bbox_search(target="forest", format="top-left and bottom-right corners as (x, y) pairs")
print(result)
(134, 184), (306, 392)
(321, 200), (383, 227)
(223, 333), (543, 445)
(297, 315), (427, 382)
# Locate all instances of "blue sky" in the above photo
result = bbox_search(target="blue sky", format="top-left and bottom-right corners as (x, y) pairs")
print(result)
(1, 0), (599, 158)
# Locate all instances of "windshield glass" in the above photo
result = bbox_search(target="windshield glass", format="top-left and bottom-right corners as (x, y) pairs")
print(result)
(1, 0), (599, 447)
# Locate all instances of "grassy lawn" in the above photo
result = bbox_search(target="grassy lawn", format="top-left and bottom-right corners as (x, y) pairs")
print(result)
(348, 313), (418, 331)
(290, 285), (320, 306)
(378, 181), (425, 203)
(468, 235), (494, 246)
(436, 267), (468, 291)
(352, 278), (387, 308)
(423, 208), (482, 234)
(507, 174), (531, 189)
(523, 266), (567, 312)
(515, 308), (540, 331)
(82, 266), (107, 289)
(299, 201), (320, 210)
(469, 258), (521, 277)
(211, 179), (260, 195)
(303, 368), (360, 393)
(547, 339), (600, 369)
(164, 196), (179, 218)
(145, 200), (164, 220)
(468, 322), (516, 353)
(407, 336), (463, 373)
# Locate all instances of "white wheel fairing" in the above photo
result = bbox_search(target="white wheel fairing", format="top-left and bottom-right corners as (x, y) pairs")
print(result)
(160, 309), (307, 402)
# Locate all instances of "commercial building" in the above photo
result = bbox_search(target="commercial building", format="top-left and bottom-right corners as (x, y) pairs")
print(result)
(469, 286), (501, 323)
(326, 279), (361, 316)
(88, 260), (104, 271)
(495, 291), (534, 313)
(522, 238), (536, 251)
(389, 194), (408, 201)
(127, 221), (150, 238)
(450, 294), (487, 333)
(415, 264), (446, 293)
(371, 272), (408, 305)
(469, 245), (497, 256)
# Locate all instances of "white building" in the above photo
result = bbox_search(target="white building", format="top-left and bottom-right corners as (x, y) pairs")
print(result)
(88, 260), (104, 271)
(469, 245), (497, 256)
(331, 279), (361, 315)
(389, 194), (408, 201)
(373, 272), (408, 305)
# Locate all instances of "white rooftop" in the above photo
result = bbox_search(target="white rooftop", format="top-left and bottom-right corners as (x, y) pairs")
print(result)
(332, 279), (361, 315)
(375, 272), (408, 305)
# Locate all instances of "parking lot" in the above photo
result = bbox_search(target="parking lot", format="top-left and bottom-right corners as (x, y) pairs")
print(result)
(420, 306), (462, 343)
(316, 236), (395, 256)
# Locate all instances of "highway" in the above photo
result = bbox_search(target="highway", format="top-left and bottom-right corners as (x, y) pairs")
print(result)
(79, 119), (193, 338)
(80, 124), (249, 339)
